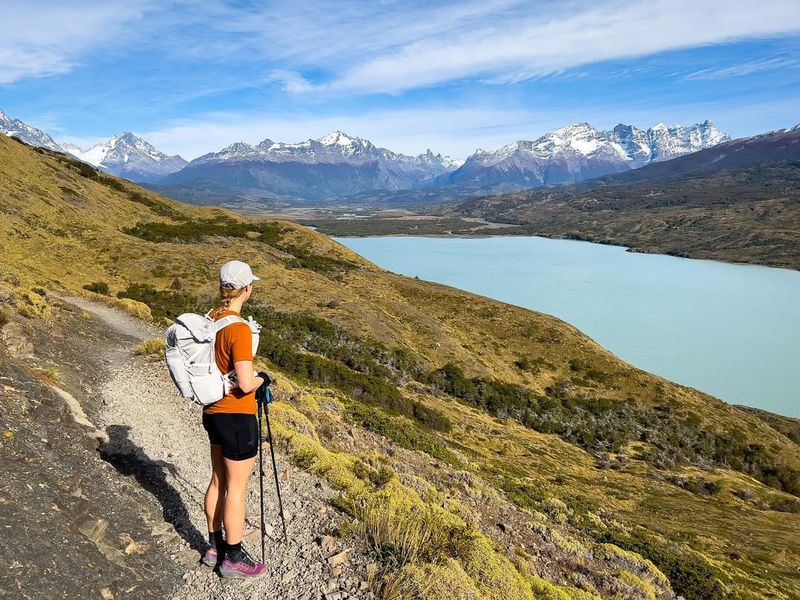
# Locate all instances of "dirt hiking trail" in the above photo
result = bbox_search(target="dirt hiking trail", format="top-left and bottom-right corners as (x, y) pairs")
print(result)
(2, 296), (368, 599)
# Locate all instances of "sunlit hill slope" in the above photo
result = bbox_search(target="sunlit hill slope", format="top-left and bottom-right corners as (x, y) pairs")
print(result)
(1, 135), (799, 599)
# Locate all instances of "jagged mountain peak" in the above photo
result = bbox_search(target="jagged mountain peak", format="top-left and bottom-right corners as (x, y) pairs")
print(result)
(448, 120), (730, 188)
(553, 121), (598, 136)
(64, 132), (187, 183)
(318, 130), (368, 147)
(0, 108), (63, 152)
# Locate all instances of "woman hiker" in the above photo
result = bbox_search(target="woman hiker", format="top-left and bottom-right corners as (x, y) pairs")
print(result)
(201, 260), (269, 578)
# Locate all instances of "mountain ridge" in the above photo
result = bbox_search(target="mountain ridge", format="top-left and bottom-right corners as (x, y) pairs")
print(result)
(444, 120), (729, 189)
(0, 109), (63, 152)
(2, 109), (732, 202)
(64, 132), (188, 183)
(155, 121), (728, 204)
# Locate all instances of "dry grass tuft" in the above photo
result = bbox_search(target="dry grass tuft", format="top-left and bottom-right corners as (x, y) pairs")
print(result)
(134, 338), (165, 357)
(357, 500), (443, 569)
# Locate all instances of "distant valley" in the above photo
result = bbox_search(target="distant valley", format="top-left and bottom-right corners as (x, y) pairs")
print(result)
(4, 107), (798, 270)
(313, 126), (800, 271)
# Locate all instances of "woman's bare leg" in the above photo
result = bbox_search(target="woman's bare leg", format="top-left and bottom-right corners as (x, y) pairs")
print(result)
(222, 454), (257, 544)
(204, 444), (226, 532)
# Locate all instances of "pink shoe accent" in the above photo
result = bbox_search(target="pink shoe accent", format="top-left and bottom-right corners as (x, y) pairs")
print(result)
(219, 555), (267, 579)
(201, 546), (219, 567)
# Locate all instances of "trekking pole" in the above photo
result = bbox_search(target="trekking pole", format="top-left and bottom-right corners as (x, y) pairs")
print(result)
(257, 395), (266, 564)
(264, 387), (288, 541)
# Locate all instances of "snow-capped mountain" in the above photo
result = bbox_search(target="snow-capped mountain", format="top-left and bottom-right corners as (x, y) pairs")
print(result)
(64, 133), (187, 183)
(0, 109), (63, 152)
(446, 121), (729, 189)
(192, 130), (460, 174)
(160, 131), (461, 201)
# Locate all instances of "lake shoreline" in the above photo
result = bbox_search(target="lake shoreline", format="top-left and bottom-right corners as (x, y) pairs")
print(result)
(294, 212), (800, 272)
(328, 227), (800, 274)
(337, 234), (800, 418)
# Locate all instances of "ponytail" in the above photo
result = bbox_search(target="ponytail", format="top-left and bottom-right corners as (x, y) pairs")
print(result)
(209, 285), (247, 318)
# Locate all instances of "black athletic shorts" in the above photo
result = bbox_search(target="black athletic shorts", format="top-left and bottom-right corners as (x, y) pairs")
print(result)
(202, 413), (258, 461)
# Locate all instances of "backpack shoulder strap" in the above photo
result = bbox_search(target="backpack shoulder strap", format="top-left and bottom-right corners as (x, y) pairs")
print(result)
(212, 315), (246, 333)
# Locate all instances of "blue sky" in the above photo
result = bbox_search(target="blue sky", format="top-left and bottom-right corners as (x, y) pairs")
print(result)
(1, 0), (799, 159)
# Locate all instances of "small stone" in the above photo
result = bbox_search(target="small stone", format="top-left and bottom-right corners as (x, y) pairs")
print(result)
(176, 549), (198, 564)
(331, 565), (343, 577)
(119, 533), (148, 555)
(318, 535), (336, 553)
(282, 568), (299, 584)
(151, 523), (173, 536)
(327, 549), (349, 567)
(74, 517), (108, 543)
(100, 587), (114, 600)
(497, 522), (509, 533)
(243, 529), (261, 544)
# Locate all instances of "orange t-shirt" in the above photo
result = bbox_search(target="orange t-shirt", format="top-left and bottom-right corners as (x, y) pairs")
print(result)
(203, 310), (257, 415)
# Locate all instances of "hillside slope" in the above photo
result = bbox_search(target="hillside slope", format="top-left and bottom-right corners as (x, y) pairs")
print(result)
(442, 127), (800, 270)
(1, 135), (799, 599)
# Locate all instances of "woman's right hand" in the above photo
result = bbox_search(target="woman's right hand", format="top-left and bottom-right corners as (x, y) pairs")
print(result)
(233, 360), (263, 393)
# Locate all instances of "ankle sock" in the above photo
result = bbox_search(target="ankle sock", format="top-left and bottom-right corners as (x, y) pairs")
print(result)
(209, 530), (225, 548)
(226, 541), (243, 559)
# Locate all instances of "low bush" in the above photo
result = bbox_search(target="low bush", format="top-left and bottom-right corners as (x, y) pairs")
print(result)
(346, 403), (461, 466)
(595, 530), (726, 600)
(17, 290), (52, 320)
(122, 215), (283, 245)
(83, 281), (110, 295)
(424, 363), (800, 496)
(117, 283), (197, 321)
(357, 500), (447, 569)
(284, 243), (359, 273)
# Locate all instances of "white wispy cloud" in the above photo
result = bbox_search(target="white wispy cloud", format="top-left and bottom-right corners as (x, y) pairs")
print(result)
(684, 56), (800, 80)
(3, 0), (799, 93)
(0, 0), (158, 84)
(325, 0), (800, 92)
(265, 70), (319, 93)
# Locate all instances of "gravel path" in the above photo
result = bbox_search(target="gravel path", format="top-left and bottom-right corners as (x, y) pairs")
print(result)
(71, 298), (369, 599)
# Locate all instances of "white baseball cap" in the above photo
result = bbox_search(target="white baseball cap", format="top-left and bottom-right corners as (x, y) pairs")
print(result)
(220, 260), (260, 289)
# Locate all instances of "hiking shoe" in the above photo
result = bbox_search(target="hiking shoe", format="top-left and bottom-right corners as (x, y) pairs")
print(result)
(219, 548), (266, 579)
(201, 545), (220, 567)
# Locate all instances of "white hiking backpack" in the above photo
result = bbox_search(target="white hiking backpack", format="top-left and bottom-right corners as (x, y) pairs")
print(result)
(165, 312), (261, 406)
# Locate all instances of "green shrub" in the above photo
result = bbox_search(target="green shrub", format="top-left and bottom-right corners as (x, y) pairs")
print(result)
(424, 363), (800, 496)
(284, 243), (358, 273)
(83, 281), (110, 295)
(357, 500), (453, 569)
(117, 283), (197, 321)
(122, 216), (285, 246)
(346, 403), (461, 466)
(596, 530), (726, 600)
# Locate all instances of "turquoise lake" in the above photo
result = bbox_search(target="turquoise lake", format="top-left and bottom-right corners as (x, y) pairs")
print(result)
(336, 236), (800, 418)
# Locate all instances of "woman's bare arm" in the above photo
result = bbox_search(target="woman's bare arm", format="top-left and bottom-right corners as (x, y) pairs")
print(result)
(234, 360), (263, 393)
